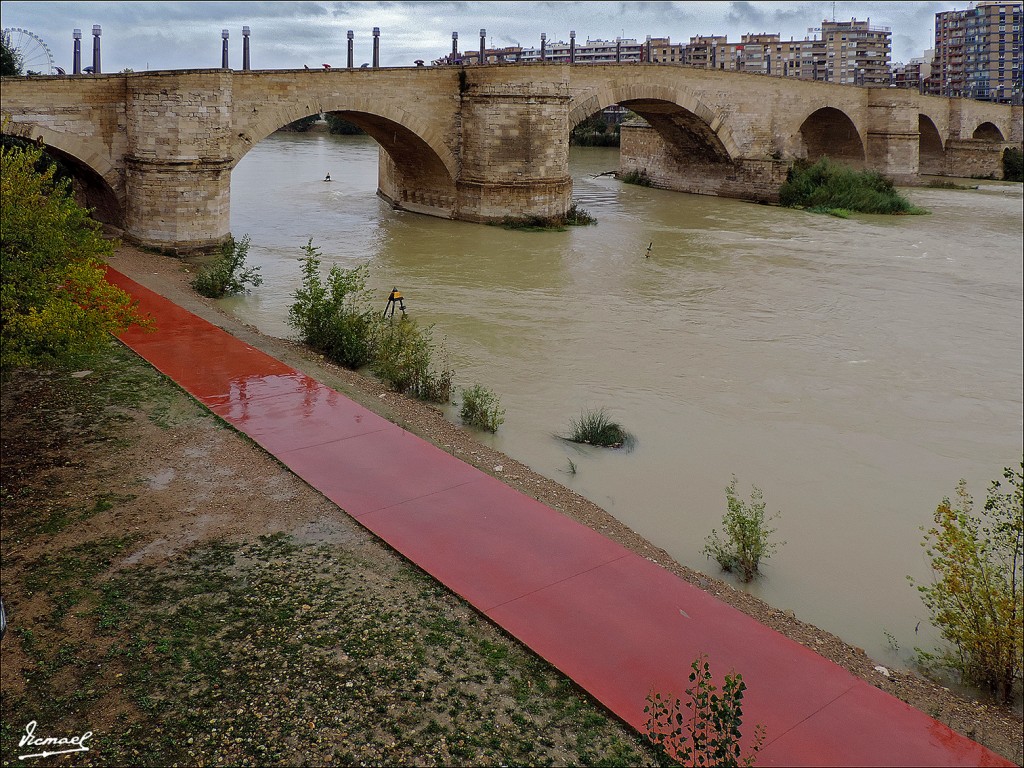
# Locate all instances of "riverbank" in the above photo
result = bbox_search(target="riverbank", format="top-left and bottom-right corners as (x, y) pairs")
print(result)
(1, 243), (1019, 764)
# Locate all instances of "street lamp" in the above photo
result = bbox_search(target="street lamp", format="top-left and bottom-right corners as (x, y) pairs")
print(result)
(347, 30), (354, 68)
(479, 28), (486, 65)
(540, 32), (546, 63)
(451, 31), (458, 61)
(570, 30), (576, 64)
(372, 27), (380, 68)
(242, 26), (251, 71)
(221, 29), (229, 69)
(92, 25), (101, 74)
(72, 29), (81, 74)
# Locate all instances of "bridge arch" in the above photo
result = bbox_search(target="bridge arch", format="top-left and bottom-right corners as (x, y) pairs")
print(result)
(231, 99), (459, 183)
(797, 107), (865, 167)
(972, 121), (1005, 141)
(0, 124), (125, 226)
(569, 82), (740, 163)
(919, 114), (945, 175)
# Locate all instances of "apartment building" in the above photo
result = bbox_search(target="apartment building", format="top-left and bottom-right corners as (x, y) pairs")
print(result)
(817, 18), (892, 85)
(677, 20), (889, 84)
(930, 1), (1022, 102)
(892, 51), (934, 91)
(434, 17), (892, 86)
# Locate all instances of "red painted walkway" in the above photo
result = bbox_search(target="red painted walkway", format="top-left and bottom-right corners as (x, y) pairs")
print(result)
(106, 268), (1011, 767)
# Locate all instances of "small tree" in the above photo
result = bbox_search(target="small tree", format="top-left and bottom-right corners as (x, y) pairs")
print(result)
(703, 477), (782, 582)
(644, 653), (766, 767)
(1, 142), (147, 370)
(191, 235), (262, 298)
(460, 384), (505, 432)
(288, 240), (377, 369)
(1, 30), (22, 76)
(912, 460), (1023, 704)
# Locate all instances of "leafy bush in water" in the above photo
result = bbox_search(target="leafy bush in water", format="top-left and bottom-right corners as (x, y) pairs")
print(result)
(191, 235), (263, 299)
(779, 157), (927, 215)
(372, 317), (453, 403)
(703, 476), (783, 582)
(288, 240), (377, 369)
(460, 384), (505, 432)
(912, 461), (1022, 704)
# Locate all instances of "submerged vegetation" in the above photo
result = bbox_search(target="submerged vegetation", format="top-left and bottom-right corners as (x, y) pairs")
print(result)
(459, 384), (505, 433)
(620, 169), (654, 187)
(703, 477), (784, 583)
(562, 407), (633, 449)
(497, 203), (596, 231)
(779, 158), (928, 217)
(912, 460), (1023, 705)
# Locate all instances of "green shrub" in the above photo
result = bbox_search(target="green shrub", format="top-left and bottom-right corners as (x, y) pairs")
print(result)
(288, 240), (377, 369)
(644, 653), (766, 767)
(371, 317), (453, 404)
(703, 476), (783, 582)
(779, 157), (927, 215)
(191, 235), (263, 298)
(1, 141), (147, 370)
(564, 408), (632, 448)
(911, 460), (1022, 704)
(620, 169), (653, 187)
(459, 384), (505, 432)
(1003, 147), (1023, 183)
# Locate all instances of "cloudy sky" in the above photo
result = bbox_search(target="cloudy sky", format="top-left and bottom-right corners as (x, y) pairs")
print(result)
(2, 1), (963, 73)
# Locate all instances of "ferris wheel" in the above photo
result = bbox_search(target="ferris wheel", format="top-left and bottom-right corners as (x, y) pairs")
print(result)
(3, 27), (55, 75)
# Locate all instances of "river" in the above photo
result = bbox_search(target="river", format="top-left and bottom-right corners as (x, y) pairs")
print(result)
(224, 130), (1023, 672)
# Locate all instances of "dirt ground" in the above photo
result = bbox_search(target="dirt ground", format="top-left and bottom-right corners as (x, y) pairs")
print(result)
(2, 243), (1020, 765)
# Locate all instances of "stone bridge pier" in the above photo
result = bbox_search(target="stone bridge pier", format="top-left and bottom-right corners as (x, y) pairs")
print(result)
(376, 69), (573, 225)
(123, 71), (235, 250)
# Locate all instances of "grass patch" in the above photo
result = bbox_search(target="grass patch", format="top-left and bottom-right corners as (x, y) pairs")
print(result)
(562, 407), (634, 449)
(780, 158), (928, 216)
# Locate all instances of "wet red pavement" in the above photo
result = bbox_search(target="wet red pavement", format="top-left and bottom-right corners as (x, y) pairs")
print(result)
(106, 267), (1012, 767)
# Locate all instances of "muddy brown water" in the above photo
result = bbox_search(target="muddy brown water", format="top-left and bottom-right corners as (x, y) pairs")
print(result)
(224, 131), (1023, 672)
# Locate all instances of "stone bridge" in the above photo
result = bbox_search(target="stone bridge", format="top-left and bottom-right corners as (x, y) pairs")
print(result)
(2, 64), (1021, 252)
